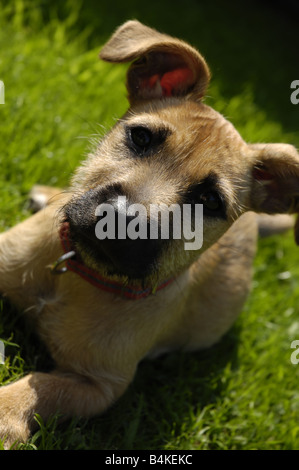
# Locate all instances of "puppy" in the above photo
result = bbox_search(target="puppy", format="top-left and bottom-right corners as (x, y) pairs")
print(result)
(0, 20), (299, 449)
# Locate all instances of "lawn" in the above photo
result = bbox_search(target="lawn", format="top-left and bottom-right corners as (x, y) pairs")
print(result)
(0, 0), (299, 450)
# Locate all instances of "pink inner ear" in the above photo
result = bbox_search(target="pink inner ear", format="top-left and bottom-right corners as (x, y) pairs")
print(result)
(142, 67), (194, 97)
(160, 67), (194, 96)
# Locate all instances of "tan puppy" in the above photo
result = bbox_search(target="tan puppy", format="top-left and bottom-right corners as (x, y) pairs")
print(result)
(0, 20), (299, 449)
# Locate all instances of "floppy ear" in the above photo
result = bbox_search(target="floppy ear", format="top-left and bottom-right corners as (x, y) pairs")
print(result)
(249, 143), (299, 244)
(99, 20), (210, 104)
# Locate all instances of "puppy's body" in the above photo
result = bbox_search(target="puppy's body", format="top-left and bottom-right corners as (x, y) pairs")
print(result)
(0, 200), (257, 357)
(0, 203), (257, 447)
(0, 21), (298, 448)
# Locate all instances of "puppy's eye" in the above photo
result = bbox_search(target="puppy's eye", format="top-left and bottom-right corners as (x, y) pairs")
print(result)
(130, 126), (153, 152)
(187, 183), (226, 219)
(199, 191), (223, 213)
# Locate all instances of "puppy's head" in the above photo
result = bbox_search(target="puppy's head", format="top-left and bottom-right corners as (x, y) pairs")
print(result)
(64, 21), (299, 287)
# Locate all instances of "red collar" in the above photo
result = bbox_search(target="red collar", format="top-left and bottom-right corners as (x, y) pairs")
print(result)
(55, 222), (174, 300)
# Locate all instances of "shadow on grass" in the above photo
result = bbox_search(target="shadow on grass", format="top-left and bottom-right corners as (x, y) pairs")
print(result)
(0, 299), (55, 377)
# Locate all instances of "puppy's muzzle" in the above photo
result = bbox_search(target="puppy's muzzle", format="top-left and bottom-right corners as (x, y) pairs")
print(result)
(64, 185), (166, 279)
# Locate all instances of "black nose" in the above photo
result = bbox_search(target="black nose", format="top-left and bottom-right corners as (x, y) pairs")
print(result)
(65, 185), (166, 279)
(95, 205), (163, 278)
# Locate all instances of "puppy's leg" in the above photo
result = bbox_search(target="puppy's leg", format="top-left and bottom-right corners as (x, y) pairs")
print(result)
(169, 212), (259, 352)
(28, 185), (65, 212)
(0, 369), (130, 449)
(256, 213), (294, 237)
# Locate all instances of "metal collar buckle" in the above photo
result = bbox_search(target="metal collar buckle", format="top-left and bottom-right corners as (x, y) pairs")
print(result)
(51, 250), (76, 274)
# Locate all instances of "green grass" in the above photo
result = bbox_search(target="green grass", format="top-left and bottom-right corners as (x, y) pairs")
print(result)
(0, 0), (299, 450)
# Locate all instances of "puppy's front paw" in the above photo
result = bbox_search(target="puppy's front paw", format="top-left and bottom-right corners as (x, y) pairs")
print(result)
(0, 420), (30, 450)
(28, 185), (63, 212)
(0, 382), (32, 450)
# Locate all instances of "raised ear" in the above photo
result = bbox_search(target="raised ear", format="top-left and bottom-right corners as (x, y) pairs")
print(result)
(99, 20), (210, 104)
(249, 143), (299, 244)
